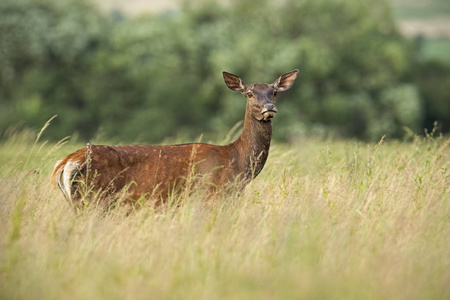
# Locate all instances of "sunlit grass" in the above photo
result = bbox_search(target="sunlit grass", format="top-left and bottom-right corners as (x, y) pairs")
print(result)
(0, 126), (449, 300)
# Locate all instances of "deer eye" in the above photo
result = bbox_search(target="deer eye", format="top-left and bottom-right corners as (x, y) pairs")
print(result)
(246, 92), (253, 97)
(274, 91), (278, 97)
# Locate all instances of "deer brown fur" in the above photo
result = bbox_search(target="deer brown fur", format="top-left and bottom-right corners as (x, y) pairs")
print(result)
(51, 70), (298, 209)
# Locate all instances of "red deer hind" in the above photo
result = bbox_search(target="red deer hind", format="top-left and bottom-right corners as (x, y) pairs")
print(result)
(51, 70), (299, 209)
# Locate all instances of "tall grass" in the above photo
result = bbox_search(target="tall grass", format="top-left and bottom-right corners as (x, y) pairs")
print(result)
(0, 127), (449, 299)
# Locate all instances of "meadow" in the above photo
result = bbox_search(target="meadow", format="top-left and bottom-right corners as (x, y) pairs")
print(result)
(0, 125), (449, 300)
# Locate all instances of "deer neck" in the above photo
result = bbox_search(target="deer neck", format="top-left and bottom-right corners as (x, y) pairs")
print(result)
(233, 103), (273, 180)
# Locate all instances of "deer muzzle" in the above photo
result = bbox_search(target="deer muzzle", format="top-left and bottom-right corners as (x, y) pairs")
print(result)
(261, 103), (278, 120)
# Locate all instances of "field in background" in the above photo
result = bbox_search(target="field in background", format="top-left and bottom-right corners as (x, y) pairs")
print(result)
(0, 126), (449, 299)
(391, 0), (450, 61)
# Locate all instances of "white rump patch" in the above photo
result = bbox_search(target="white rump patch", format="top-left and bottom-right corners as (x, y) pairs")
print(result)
(59, 160), (81, 201)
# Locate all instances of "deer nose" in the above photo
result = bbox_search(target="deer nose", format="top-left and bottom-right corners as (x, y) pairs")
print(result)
(261, 103), (278, 121)
(262, 103), (277, 113)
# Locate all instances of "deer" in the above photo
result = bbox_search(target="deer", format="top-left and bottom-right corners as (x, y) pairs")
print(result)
(51, 70), (299, 210)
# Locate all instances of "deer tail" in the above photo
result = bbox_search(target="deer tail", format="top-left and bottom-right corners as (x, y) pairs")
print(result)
(51, 158), (82, 202)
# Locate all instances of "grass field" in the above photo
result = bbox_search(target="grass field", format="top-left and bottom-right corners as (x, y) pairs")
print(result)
(0, 126), (449, 300)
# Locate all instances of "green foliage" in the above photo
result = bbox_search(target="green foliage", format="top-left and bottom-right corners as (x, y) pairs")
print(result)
(0, 0), (106, 138)
(412, 60), (450, 133)
(0, 0), (446, 143)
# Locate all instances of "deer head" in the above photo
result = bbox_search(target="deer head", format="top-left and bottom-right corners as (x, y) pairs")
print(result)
(223, 69), (299, 121)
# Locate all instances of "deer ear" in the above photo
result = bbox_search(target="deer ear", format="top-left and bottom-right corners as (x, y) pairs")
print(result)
(223, 71), (246, 93)
(273, 69), (299, 92)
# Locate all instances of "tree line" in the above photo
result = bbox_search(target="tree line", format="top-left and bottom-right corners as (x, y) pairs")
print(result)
(1, 0), (449, 143)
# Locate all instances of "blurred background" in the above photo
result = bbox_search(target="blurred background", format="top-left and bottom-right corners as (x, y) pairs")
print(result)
(0, 0), (449, 143)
